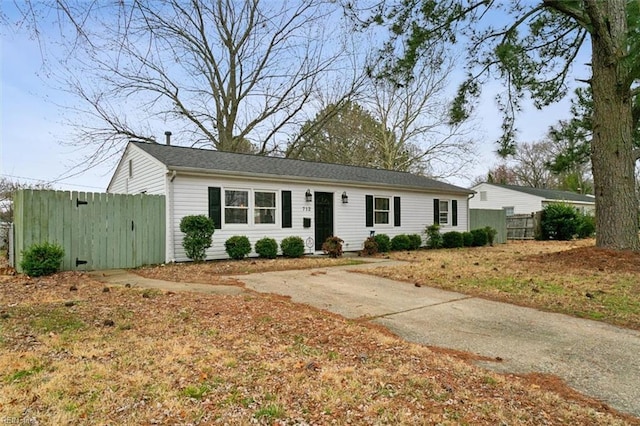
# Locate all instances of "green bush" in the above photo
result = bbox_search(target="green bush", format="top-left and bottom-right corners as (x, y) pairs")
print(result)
(442, 231), (464, 248)
(425, 224), (442, 249)
(361, 237), (378, 256)
(407, 234), (422, 250)
(471, 228), (488, 246)
(20, 242), (65, 277)
(374, 234), (391, 253)
(225, 236), (252, 260)
(180, 215), (215, 262)
(281, 236), (305, 258)
(579, 214), (596, 238)
(390, 234), (411, 251)
(540, 203), (580, 241)
(322, 236), (344, 258)
(255, 237), (278, 259)
(485, 226), (498, 246)
(462, 231), (474, 247)
(577, 214), (596, 239)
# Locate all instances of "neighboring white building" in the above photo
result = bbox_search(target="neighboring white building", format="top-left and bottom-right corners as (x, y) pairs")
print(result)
(108, 141), (473, 262)
(470, 182), (596, 216)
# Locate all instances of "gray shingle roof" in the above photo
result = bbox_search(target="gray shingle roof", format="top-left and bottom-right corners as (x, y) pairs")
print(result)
(489, 183), (595, 203)
(133, 141), (472, 194)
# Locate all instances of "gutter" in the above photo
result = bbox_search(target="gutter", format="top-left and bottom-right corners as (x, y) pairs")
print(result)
(165, 166), (474, 196)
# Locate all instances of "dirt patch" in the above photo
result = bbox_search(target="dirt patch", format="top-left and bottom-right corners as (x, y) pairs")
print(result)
(526, 245), (640, 273)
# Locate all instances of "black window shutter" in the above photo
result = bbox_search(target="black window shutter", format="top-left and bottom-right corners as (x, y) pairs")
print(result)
(282, 190), (292, 228)
(366, 195), (374, 227)
(394, 196), (401, 227)
(433, 198), (440, 225)
(452, 200), (458, 226)
(208, 187), (222, 229)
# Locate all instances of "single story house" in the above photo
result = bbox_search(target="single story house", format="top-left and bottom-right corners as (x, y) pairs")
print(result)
(108, 141), (473, 261)
(469, 182), (595, 216)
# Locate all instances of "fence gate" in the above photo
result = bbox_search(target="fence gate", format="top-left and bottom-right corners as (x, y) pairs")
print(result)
(469, 209), (507, 244)
(13, 189), (165, 272)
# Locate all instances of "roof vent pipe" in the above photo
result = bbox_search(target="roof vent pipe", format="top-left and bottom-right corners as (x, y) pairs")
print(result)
(164, 131), (172, 145)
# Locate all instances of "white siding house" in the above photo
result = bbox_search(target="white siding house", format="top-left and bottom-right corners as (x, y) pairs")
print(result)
(108, 141), (473, 262)
(470, 183), (595, 216)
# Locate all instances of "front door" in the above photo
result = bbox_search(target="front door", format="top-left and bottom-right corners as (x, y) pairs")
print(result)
(314, 192), (334, 250)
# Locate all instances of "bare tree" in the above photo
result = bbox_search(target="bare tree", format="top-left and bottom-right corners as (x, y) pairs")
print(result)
(509, 141), (557, 188)
(15, 0), (360, 171)
(365, 59), (477, 177)
(0, 178), (51, 223)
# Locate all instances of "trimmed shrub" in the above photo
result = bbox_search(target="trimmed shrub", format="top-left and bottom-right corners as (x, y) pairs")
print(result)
(281, 236), (305, 258)
(361, 237), (378, 256)
(322, 236), (344, 258)
(374, 234), (391, 253)
(390, 234), (411, 251)
(20, 242), (65, 277)
(425, 224), (442, 249)
(407, 234), (422, 250)
(470, 228), (488, 246)
(577, 214), (596, 239)
(255, 237), (278, 259)
(485, 226), (498, 246)
(442, 231), (464, 248)
(225, 236), (252, 260)
(180, 215), (215, 262)
(540, 203), (580, 241)
(462, 231), (474, 247)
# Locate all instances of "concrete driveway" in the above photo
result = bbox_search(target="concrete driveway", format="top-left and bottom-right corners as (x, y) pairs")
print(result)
(237, 261), (640, 417)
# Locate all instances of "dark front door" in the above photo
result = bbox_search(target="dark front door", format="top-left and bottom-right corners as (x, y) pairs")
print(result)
(314, 192), (334, 250)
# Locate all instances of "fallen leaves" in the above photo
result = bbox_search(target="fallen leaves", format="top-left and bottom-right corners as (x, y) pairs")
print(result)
(0, 256), (637, 424)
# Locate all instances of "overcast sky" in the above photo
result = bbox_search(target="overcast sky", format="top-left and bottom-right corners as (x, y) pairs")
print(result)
(1, 3), (588, 192)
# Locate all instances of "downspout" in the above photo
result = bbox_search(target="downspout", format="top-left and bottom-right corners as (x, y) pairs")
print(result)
(467, 192), (476, 232)
(167, 170), (177, 262)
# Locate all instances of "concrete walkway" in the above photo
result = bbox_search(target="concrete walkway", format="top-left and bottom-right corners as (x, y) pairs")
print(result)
(90, 261), (640, 417)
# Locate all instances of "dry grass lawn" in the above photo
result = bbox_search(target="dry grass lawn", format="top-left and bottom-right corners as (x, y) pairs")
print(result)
(372, 239), (640, 330)
(1, 240), (639, 424)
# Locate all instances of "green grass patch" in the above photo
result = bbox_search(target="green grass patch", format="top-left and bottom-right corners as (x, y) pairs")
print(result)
(5, 362), (44, 383)
(181, 383), (213, 400)
(254, 404), (285, 421)
(30, 307), (85, 334)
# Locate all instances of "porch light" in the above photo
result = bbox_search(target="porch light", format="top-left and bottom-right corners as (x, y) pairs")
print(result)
(305, 189), (312, 202)
(342, 191), (348, 203)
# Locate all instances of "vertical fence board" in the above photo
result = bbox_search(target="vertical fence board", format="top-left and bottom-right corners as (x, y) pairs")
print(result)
(12, 189), (165, 272)
(469, 209), (507, 244)
(61, 191), (73, 271)
(13, 190), (24, 269)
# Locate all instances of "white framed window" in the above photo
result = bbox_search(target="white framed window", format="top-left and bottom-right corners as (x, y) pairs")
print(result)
(225, 190), (249, 224)
(439, 200), (449, 225)
(374, 197), (390, 224)
(480, 191), (487, 201)
(254, 191), (276, 224)
(503, 206), (515, 217)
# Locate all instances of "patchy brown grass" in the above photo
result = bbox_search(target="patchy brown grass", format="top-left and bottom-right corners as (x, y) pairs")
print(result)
(1, 269), (637, 424)
(369, 239), (640, 330)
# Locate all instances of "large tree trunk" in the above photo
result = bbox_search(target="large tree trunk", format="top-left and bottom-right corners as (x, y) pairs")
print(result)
(589, 1), (639, 250)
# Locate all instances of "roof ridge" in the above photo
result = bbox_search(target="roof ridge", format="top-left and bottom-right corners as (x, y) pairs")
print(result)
(132, 141), (425, 177)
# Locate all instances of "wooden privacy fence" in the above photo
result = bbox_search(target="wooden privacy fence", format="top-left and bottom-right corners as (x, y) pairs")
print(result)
(506, 212), (541, 240)
(469, 209), (507, 244)
(13, 190), (165, 272)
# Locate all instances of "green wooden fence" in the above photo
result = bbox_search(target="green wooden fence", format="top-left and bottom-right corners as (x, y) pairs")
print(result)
(469, 209), (507, 244)
(13, 190), (165, 272)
